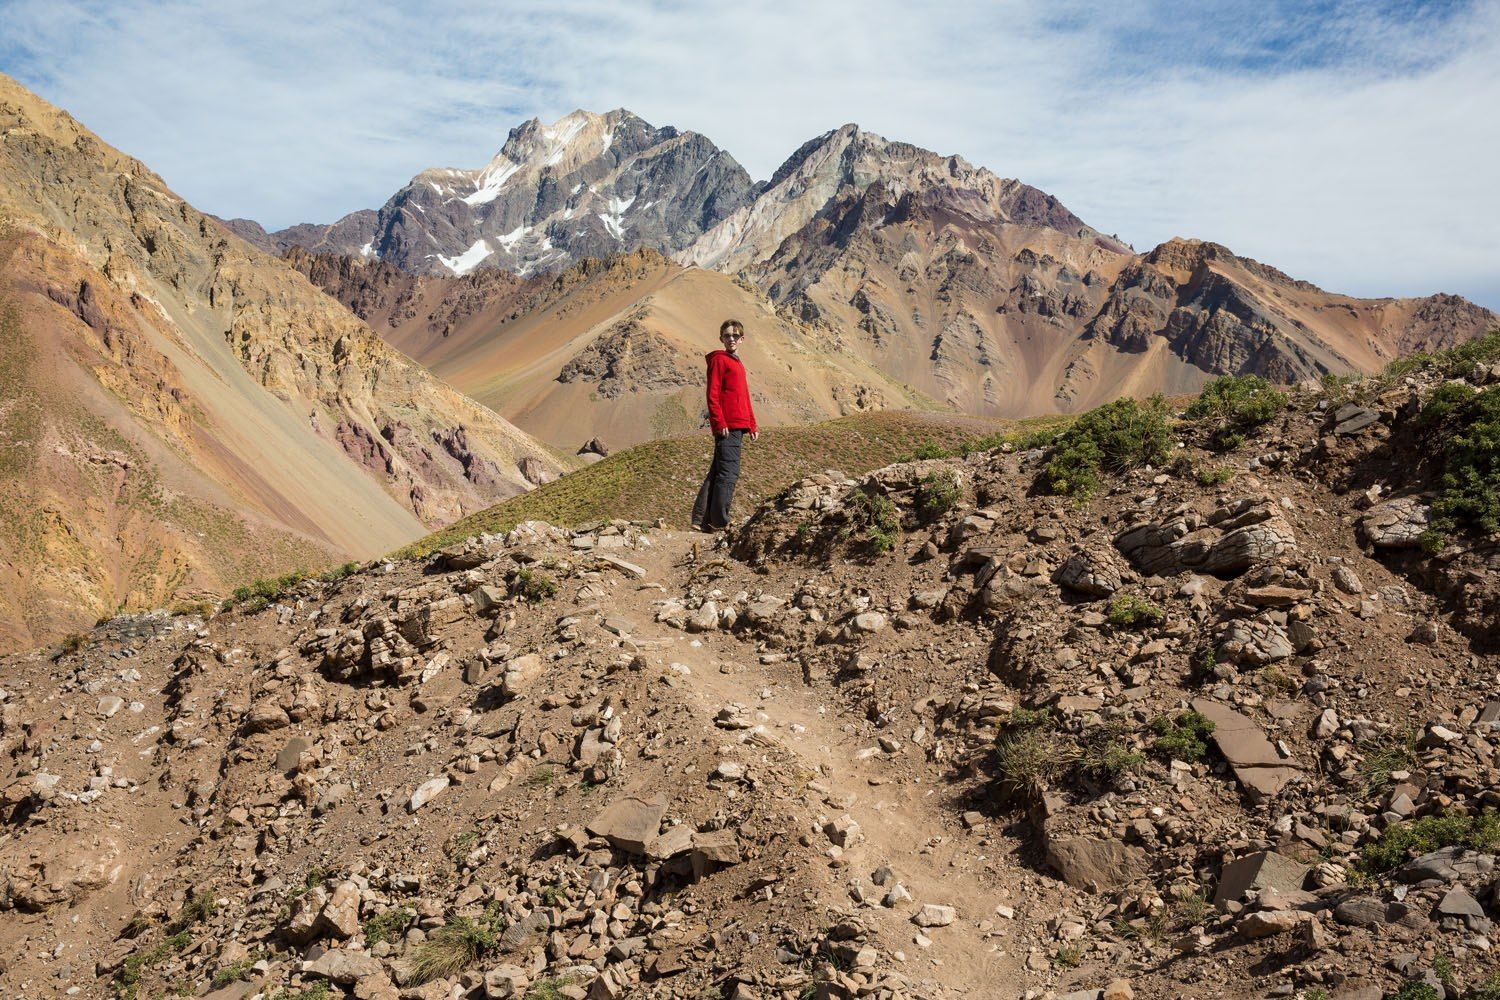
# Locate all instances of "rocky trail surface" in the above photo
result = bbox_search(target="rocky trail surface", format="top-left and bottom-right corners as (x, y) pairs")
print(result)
(3, 362), (1500, 1000)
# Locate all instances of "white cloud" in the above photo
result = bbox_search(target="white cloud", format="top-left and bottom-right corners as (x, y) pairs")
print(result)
(2, 0), (1496, 307)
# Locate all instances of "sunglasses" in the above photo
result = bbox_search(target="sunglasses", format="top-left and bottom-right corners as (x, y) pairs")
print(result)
(721, 332), (743, 340)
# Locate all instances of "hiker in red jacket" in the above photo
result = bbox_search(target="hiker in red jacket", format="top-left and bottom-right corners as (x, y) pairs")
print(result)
(692, 319), (758, 532)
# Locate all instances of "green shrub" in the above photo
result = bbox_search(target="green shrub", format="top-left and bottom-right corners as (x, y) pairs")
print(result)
(524, 977), (577, 1000)
(908, 441), (952, 460)
(1356, 729), (1417, 797)
(1039, 395), (1173, 500)
(993, 709), (1071, 798)
(1184, 376), (1287, 451)
(1389, 983), (1441, 1000)
(511, 568), (558, 602)
(1150, 711), (1216, 762)
(212, 959), (257, 989)
(1106, 594), (1165, 630)
(113, 931), (193, 1000)
(1195, 464), (1235, 486)
(363, 906), (414, 946)
(1359, 810), (1500, 874)
(265, 985), (332, 1000)
(914, 470), (961, 521)
(1469, 973), (1500, 1000)
(1419, 385), (1500, 541)
(843, 488), (901, 555)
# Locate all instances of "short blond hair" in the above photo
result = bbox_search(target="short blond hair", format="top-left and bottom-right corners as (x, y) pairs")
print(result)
(719, 319), (744, 336)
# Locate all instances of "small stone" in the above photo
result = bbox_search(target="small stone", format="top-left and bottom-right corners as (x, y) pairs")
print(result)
(912, 903), (956, 927)
(407, 776), (450, 813)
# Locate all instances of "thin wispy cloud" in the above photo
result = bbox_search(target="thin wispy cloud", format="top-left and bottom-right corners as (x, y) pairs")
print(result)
(2, 0), (1496, 307)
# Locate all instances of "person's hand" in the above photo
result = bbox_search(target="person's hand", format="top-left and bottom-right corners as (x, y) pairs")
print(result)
(749, 431), (759, 442)
(715, 427), (728, 438)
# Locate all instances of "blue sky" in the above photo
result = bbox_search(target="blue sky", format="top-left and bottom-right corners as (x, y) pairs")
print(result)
(2, 0), (1497, 308)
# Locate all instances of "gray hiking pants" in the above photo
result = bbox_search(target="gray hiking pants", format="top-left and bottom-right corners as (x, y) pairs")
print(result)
(692, 429), (745, 529)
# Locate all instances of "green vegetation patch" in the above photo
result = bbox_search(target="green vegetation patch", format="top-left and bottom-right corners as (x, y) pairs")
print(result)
(362, 906), (414, 946)
(913, 469), (962, 521)
(113, 930), (192, 1000)
(1038, 395), (1173, 500)
(1415, 382), (1500, 549)
(1359, 810), (1500, 874)
(841, 488), (901, 555)
(1183, 375), (1286, 451)
(407, 903), (508, 984)
(1106, 594), (1165, 630)
(1149, 710), (1216, 763)
(510, 568), (558, 602)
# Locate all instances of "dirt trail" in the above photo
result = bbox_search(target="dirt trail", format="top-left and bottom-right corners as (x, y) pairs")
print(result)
(609, 530), (1024, 993)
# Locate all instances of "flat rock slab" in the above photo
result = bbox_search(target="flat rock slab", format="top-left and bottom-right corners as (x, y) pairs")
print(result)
(1045, 834), (1147, 893)
(1214, 851), (1310, 910)
(1192, 699), (1299, 803)
(587, 793), (668, 855)
(595, 554), (646, 579)
(303, 948), (383, 983)
(1360, 496), (1431, 549)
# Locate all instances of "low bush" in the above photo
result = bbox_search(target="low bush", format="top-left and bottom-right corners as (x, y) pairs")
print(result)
(511, 568), (558, 602)
(407, 904), (508, 984)
(993, 707), (1070, 799)
(1183, 375), (1287, 451)
(1389, 985), (1440, 1000)
(363, 906), (414, 946)
(842, 488), (901, 554)
(1360, 810), (1500, 874)
(1039, 395), (1173, 500)
(914, 470), (962, 521)
(1195, 463), (1235, 486)
(1107, 594), (1165, 630)
(1076, 724), (1146, 781)
(1150, 711), (1216, 762)
(1417, 384), (1500, 547)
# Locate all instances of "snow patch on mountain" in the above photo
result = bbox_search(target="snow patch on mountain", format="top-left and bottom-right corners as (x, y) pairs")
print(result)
(436, 238), (492, 274)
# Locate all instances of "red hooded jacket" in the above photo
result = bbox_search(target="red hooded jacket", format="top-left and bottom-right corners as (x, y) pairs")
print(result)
(705, 349), (757, 434)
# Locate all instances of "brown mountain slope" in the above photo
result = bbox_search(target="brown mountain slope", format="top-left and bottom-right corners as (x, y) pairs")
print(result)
(0, 73), (565, 648)
(292, 247), (940, 453)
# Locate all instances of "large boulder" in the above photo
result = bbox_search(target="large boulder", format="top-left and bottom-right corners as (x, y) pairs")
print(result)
(1360, 496), (1432, 549)
(1044, 834), (1148, 893)
(1115, 499), (1295, 578)
(586, 794), (668, 856)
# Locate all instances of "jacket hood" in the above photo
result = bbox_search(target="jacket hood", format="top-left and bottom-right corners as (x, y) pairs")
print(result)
(705, 348), (742, 363)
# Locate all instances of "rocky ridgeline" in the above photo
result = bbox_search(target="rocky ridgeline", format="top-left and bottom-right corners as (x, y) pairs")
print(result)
(1, 363), (1500, 999)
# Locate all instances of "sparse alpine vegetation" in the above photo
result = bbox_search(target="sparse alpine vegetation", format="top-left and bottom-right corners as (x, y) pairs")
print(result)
(1182, 375), (1287, 451)
(1038, 394), (1173, 500)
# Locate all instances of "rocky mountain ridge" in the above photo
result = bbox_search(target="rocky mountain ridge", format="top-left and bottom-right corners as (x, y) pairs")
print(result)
(272, 110), (1494, 444)
(246, 109), (758, 277)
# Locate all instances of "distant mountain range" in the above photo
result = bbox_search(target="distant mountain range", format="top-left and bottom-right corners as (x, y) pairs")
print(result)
(264, 110), (1495, 453)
